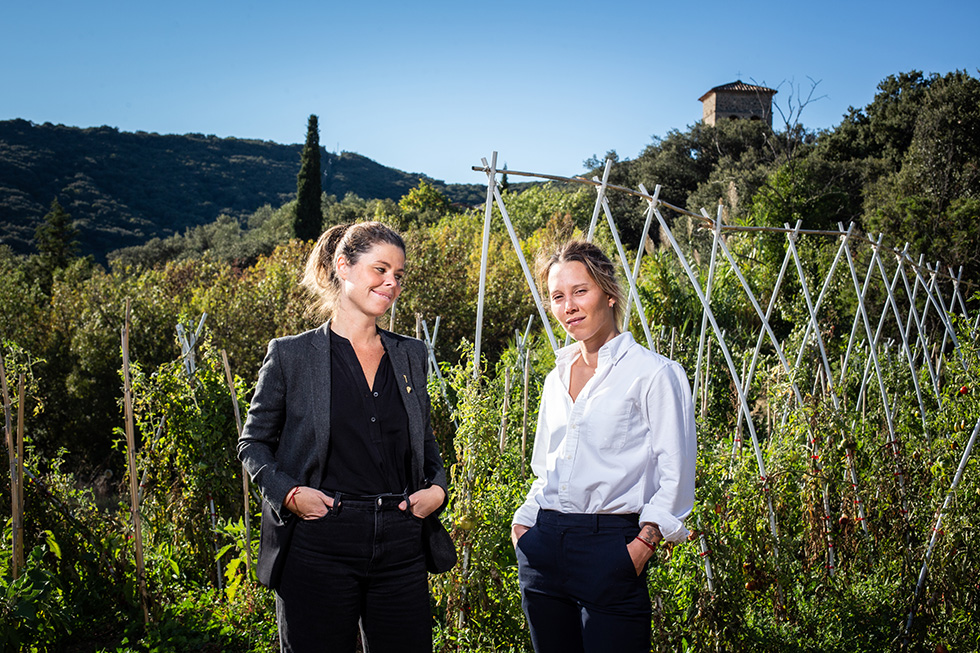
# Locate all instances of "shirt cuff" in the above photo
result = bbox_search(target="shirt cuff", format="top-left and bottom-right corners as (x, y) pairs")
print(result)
(512, 502), (540, 528)
(639, 507), (689, 543)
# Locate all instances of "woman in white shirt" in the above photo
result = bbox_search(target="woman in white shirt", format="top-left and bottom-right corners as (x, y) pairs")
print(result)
(511, 240), (696, 653)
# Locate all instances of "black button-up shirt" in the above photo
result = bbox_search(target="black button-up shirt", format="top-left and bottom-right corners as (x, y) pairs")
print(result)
(321, 330), (411, 495)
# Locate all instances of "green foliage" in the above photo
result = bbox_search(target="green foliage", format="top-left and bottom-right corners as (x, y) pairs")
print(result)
(129, 343), (247, 585)
(496, 182), (595, 235)
(108, 205), (294, 271)
(429, 343), (548, 651)
(0, 248), (48, 352)
(864, 72), (980, 280)
(0, 545), (70, 651)
(398, 179), (452, 227)
(30, 198), (80, 292)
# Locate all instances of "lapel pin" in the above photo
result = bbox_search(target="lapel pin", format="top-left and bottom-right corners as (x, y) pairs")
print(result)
(404, 375), (412, 393)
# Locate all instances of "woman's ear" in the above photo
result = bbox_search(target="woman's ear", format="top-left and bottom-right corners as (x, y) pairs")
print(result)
(335, 255), (348, 280)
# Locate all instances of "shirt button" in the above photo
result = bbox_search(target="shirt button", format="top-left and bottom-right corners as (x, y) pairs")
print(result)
(371, 416), (377, 423)
(377, 497), (383, 506)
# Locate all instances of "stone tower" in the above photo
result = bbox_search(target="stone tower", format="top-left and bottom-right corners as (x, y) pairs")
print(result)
(699, 80), (777, 126)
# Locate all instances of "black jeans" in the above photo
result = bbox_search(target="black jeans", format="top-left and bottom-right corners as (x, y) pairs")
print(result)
(275, 492), (430, 653)
(516, 510), (650, 653)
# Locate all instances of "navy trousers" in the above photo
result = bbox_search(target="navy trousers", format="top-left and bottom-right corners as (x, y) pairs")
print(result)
(275, 493), (431, 653)
(516, 510), (651, 653)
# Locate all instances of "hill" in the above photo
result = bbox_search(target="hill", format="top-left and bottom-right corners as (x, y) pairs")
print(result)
(0, 119), (485, 260)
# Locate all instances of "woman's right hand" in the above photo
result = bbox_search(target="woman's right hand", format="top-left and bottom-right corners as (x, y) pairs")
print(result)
(284, 486), (334, 520)
(511, 523), (530, 548)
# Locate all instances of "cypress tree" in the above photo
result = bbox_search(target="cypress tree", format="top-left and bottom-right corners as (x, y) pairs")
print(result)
(294, 114), (324, 240)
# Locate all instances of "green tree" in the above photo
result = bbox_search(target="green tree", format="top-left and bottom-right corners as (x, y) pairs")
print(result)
(32, 199), (80, 291)
(397, 179), (451, 228)
(865, 71), (980, 278)
(293, 114), (324, 240)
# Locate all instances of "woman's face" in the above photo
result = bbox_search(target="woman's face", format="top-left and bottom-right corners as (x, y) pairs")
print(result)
(336, 242), (405, 318)
(547, 260), (617, 345)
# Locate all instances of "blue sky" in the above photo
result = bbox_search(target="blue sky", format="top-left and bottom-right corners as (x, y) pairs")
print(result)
(2, 1), (978, 185)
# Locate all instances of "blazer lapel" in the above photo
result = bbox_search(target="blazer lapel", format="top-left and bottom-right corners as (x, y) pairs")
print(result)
(310, 321), (332, 487)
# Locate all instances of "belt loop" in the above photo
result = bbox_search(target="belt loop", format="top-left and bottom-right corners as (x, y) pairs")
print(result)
(334, 491), (343, 515)
(592, 514), (598, 533)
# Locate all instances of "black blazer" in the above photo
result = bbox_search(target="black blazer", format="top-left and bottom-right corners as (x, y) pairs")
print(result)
(237, 321), (448, 587)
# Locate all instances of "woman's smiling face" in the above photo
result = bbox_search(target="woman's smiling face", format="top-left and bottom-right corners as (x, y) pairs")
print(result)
(337, 242), (405, 318)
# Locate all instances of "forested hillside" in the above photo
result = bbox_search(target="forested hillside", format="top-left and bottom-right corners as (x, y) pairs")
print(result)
(0, 119), (485, 260)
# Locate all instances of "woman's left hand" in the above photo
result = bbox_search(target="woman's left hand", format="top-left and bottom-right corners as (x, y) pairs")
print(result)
(626, 538), (655, 575)
(399, 485), (446, 519)
(626, 522), (663, 575)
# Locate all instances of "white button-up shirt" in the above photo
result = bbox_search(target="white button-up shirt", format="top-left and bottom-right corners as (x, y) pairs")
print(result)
(512, 332), (697, 542)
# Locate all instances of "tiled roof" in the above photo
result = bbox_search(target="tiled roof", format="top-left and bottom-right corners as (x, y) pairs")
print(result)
(699, 80), (777, 101)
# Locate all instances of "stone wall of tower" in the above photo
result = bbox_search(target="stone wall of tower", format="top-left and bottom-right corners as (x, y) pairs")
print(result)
(703, 91), (773, 126)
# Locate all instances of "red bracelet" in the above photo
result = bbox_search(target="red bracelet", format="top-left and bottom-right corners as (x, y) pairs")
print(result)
(286, 486), (301, 508)
(634, 536), (657, 553)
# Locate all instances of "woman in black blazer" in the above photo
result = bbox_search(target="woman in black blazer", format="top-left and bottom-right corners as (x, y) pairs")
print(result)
(238, 221), (448, 652)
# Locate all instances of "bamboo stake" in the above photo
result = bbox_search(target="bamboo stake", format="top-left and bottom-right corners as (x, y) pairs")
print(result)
(597, 193), (654, 347)
(844, 435), (870, 534)
(905, 416), (980, 637)
(622, 184), (660, 331)
(208, 492), (223, 591)
(701, 336), (711, 422)
(737, 225), (796, 441)
(1, 356), (17, 578)
(842, 236), (910, 520)
(651, 201), (780, 551)
(14, 375), (25, 575)
(137, 416), (166, 505)
(871, 241), (931, 446)
(520, 347), (531, 478)
(485, 174), (558, 353)
(498, 369), (512, 454)
(696, 515), (714, 593)
(221, 350), (252, 580)
(473, 152), (497, 380)
(422, 318), (457, 429)
(693, 203), (722, 403)
(585, 159), (612, 242)
(711, 211), (807, 413)
(897, 250), (941, 402)
(121, 299), (149, 624)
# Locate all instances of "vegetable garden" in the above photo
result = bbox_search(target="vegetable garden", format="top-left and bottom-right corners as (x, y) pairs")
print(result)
(2, 157), (978, 652)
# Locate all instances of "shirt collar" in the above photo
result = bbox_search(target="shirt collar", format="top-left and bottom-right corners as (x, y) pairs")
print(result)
(555, 331), (635, 376)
